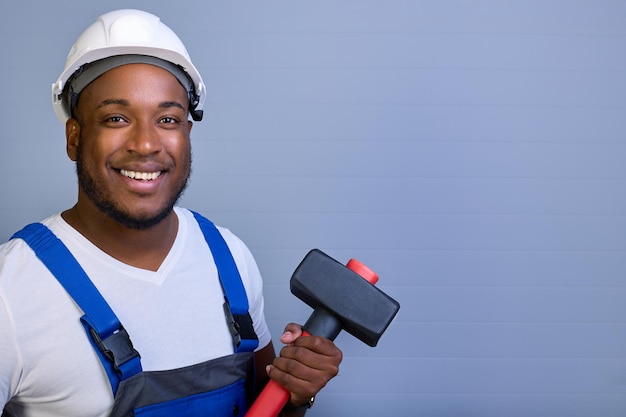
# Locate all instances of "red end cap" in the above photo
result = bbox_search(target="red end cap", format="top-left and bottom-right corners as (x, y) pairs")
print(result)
(346, 258), (379, 285)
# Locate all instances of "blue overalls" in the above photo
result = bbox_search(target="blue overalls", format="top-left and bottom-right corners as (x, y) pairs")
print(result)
(8, 212), (259, 417)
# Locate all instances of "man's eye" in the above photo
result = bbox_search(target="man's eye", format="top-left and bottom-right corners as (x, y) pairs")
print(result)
(160, 117), (179, 124)
(105, 116), (125, 123)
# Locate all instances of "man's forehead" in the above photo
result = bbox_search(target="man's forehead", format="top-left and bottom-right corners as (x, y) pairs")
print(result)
(74, 65), (190, 117)
(65, 55), (195, 120)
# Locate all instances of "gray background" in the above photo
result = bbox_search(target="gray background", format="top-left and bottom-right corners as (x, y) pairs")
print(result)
(2, 1), (626, 416)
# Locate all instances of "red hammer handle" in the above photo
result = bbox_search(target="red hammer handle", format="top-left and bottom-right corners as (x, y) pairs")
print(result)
(245, 379), (290, 417)
(245, 259), (377, 417)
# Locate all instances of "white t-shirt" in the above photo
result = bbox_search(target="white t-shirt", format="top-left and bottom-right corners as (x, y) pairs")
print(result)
(0, 207), (271, 416)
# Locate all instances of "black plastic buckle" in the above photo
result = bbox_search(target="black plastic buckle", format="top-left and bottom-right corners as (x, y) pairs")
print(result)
(90, 326), (140, 372)
(223, 302), (258, 349)
(223, 302), (242, 348)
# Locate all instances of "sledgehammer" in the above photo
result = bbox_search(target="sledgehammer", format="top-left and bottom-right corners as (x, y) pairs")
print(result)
(246, 249), (400, 417)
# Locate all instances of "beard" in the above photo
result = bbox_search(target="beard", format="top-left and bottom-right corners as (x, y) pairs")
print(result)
(75, 138), (191, 230)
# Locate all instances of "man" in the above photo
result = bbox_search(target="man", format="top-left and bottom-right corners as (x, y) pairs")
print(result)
(0, 9), (341, 417)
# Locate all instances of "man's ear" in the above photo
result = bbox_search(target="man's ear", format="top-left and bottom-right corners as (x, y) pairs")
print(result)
(66, 118), (80, 161)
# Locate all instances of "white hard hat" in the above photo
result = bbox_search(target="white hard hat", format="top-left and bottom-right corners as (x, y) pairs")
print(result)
(51, 9), (206, 123)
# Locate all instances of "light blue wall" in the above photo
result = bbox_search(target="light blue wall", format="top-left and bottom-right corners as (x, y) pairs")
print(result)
(2, 1), (625, 416)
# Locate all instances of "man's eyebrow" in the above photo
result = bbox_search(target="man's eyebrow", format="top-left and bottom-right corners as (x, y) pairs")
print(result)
(159, 101), (185, 110)
(97, 99), (130, 108)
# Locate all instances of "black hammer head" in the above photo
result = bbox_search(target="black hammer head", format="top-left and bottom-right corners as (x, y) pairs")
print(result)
(290, 249), (400, 347)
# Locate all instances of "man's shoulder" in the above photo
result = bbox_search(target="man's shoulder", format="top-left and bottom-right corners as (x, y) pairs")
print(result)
(0, 233), (28, 257)
(0, 213), (66, 262)
(176, 207), (241, 242)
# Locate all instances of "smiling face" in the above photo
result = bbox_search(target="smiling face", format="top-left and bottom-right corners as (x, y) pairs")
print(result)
(66, 63), (193, 230)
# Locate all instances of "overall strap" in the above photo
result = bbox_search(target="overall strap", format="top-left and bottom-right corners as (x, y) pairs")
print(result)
(10, 223), (142, 396)
(192, 211), (259, 353)
(10, 212), (258, 395)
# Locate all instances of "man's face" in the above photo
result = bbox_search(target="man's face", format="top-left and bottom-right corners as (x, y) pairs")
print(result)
(67, 63), (193, 230)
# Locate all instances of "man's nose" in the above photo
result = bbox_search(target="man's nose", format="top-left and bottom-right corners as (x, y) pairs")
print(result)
(127, 121), (162, 155)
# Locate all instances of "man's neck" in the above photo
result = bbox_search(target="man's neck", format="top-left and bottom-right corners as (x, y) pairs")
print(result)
(61, 204), (179, 272)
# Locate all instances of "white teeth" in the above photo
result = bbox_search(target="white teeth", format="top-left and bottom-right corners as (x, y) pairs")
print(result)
(120, 169), (162, 181)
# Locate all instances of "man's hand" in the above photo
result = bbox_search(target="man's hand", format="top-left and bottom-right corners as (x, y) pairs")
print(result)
(266, 323), (343, 408)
